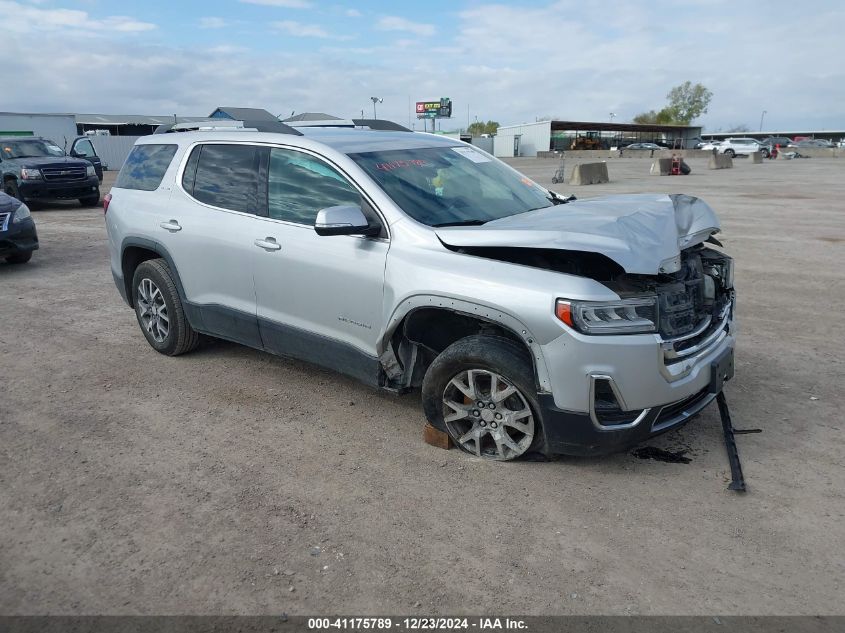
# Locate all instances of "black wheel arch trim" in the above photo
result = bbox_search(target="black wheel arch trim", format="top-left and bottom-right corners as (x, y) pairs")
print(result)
(119, 237), (189, 311)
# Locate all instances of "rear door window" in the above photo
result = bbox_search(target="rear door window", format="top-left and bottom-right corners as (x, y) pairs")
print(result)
(115, 144), (178, 191)
(186, 144), (262, 215)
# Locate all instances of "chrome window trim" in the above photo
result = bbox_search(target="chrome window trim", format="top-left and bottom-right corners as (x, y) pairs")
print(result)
(174, 139), (390, 241)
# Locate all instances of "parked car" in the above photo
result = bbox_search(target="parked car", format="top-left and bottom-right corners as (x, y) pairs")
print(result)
(1, 137), (101, 207)
(699, 140), (722, 151)
(760, 136), (792, 149)
(792, 139), (833, 148)
(623, 142), (666, 150)
(0, 191), (38, 264)
(708, 137), (769, 158)
(105, 123), (735, 461)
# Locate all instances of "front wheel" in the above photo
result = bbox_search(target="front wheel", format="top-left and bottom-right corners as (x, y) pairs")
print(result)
(79, 189), (100, 207)
(5, 251), (32, 264)
(724, 149), (735, 158)
(131, 258), (199, 356)
(422, 335), (543, 461)
(4, 179), (24, 203)
(761, 148), (770, 159)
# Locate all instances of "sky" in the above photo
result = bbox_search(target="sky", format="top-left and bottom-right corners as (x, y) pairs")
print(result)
(2, 0), (844, 132)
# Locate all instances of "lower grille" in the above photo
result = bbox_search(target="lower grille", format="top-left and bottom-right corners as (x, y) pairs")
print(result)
(651, 387), (716, 432)
(41, 166), (87, 182)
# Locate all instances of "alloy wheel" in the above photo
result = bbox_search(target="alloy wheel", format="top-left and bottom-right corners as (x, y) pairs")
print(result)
(442, 369), (535, 460)
(137, 278), (170, 343)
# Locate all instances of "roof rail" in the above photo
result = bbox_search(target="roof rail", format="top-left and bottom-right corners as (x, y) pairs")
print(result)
(153, 119), (303, 136)
(351, 119), (412, 132)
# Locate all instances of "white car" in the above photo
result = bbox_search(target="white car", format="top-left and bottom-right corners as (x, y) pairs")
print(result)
(708, 137), (769, 158)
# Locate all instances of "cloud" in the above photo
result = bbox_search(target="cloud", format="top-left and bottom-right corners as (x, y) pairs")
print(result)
(0, 0), (843, 133)
(198, 17), (227, 29)
(376, 16), (435, 37)
(345, 9), (362, 17)
(272, 20), (330, 38)
(0, 0), (156, 32)
(239, 0), (313, 8)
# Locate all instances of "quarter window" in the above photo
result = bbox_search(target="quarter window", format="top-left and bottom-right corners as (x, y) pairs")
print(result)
(115, 144), (177, 191)
(267, 148), (361, 225)
(189, 144), (262, 215)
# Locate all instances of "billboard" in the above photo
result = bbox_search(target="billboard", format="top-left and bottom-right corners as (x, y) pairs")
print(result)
(416, 98), (452, 119)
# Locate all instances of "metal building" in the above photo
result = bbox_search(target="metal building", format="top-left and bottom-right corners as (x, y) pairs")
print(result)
(0, 112), (78, 145)
(494, 120), (704, 157)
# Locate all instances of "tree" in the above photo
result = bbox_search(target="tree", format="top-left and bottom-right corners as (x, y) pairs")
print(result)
(633, 108), (674, 125)
(665, 81), (713, 125)
(726, 123), (750, 133)
(633, 81), (713, 126)
(467, 120), (500, 136)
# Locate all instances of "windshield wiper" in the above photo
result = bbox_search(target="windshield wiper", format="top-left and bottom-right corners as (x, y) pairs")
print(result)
(433, 219), (489, 227)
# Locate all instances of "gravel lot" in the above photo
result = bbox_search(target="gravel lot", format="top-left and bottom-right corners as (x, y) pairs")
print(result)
(1, 156), (843, 615)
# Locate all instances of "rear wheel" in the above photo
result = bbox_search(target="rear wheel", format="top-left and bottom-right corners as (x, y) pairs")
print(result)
(761, 148), (770, 159)
(5, 251), (32, 264)
(131, 258), (199, 356)
(422, 335), (543, 461)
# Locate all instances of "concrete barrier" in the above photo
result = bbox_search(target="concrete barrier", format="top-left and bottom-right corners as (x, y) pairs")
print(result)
(570, 162), (609, 185)
(708, 154), (733, 169)
(749, 152), (763, 164)
(650, 158), (674, 175)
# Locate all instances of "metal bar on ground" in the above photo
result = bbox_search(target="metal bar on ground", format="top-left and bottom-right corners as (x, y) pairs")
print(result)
(716, 391), (746, 492)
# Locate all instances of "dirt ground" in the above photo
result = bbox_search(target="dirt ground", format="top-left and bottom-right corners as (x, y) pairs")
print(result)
(1, 156), (843, 616)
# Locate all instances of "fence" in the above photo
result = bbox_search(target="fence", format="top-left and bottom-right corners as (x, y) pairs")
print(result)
(88, 136), (141, 171)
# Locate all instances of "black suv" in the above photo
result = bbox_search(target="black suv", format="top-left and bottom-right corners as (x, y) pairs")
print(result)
(1, 137), (101, 207)
(0, 191), (38, 264)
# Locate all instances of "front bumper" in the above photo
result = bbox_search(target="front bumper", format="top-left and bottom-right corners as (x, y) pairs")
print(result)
(0, 217), (39, 257)
(536, 304), (735, 456)
(18, 177), (99, 201)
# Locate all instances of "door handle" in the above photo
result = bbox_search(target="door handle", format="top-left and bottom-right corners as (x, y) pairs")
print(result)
(159, 220), (182, 232)
(254, 237), (281, 251)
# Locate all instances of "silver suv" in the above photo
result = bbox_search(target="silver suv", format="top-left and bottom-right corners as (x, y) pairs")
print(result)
(105, 121), (736, 460)
(708, 137), (769, 158)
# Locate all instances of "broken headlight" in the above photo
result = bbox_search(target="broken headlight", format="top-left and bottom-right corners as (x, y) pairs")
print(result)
(556, 297), (658, 335)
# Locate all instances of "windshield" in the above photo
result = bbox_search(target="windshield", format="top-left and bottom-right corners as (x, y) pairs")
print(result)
(349, 146), (553, 226)
(1, 139), (65, 159)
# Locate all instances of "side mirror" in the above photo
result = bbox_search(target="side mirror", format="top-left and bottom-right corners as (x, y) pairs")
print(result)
(314, 205), (380, 237)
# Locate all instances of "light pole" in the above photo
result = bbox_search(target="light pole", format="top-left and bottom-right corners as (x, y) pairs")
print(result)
(759, 110), (767, 132)
(370, 97), (383, 119)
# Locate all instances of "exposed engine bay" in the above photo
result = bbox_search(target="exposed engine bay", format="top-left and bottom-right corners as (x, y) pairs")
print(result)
(447, 243), (734, 340)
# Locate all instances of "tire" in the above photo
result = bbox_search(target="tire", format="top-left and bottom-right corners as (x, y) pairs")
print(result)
(724, 149), (735, 158)
(131, 258), (199, 356)
(5, 251), (32, 264)
(4, 179), (24, 203)
(79, 189), (100, 207)
(680, 161), (691, 175)
(422, 335), (543, 461)
(761, 148), (770, 159)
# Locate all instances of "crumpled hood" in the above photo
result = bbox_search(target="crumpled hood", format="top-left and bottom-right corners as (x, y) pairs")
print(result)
(435, 193), (720, 275)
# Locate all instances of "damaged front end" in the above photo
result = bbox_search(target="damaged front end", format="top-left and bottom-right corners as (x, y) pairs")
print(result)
(435, 193), (736, 441)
